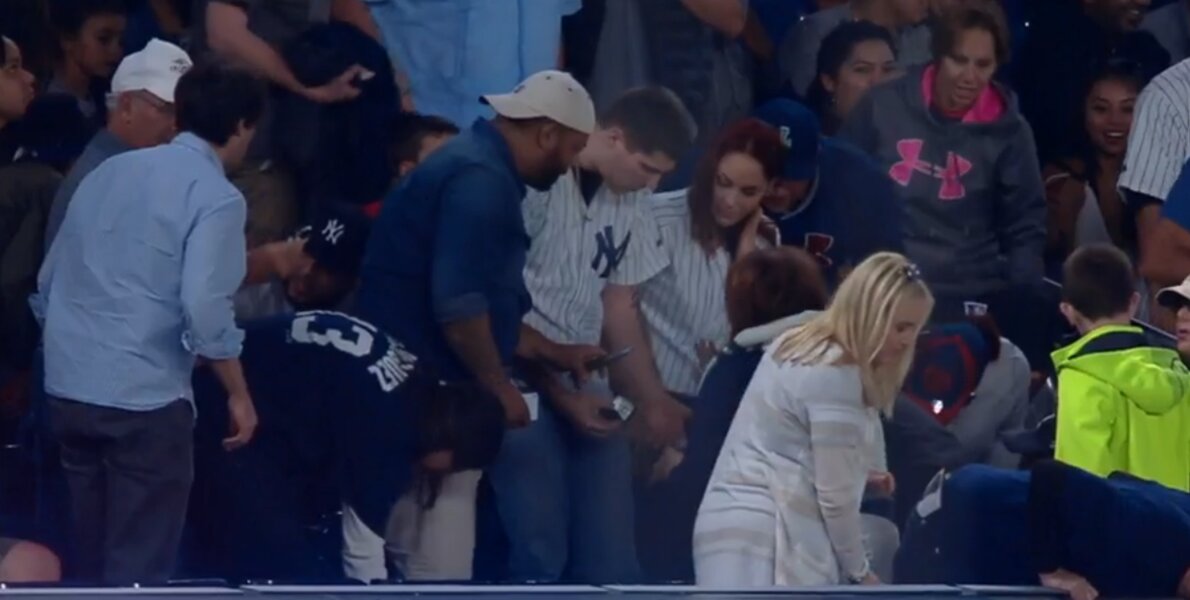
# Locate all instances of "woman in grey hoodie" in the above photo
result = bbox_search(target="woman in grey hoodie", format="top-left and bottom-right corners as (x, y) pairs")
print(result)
(839, 0), (1045, 306)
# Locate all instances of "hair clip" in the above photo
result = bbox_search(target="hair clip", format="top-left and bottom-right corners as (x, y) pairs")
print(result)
(903, 263), (922, 282)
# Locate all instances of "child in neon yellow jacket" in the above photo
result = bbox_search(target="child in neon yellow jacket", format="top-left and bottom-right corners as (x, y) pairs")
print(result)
(1053, 245), (1190, 492)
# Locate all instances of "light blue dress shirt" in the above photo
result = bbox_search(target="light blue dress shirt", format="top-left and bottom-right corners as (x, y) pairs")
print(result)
(365, 0), (581, 127)
(32, 132), (247, 412)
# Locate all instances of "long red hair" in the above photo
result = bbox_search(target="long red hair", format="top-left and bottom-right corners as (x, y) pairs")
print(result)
(688, 118), (787, 256)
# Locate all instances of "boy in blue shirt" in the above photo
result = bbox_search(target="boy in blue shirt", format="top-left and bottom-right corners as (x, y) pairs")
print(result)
(186, 311), (505, 583)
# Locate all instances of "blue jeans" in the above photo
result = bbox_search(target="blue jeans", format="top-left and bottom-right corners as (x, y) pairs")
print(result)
(475, 380), (640, 583)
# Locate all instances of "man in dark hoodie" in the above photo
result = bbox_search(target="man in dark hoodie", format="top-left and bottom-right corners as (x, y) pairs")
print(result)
(838, 0), (1046, 327)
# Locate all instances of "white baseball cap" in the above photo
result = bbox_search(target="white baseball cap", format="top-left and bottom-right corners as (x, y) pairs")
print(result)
(481, 70), (596, 135)
(1158, 275), (1190, 309)
(110, 38), (193, 103)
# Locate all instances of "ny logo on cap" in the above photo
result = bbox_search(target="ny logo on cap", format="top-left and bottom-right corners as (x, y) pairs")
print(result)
(778, 126), (792, 149)
(322, 219), (345, 245)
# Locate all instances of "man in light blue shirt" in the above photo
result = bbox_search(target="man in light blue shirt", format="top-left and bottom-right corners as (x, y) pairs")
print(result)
(31, 61), (266, 586)
(366, 0), (580, 126)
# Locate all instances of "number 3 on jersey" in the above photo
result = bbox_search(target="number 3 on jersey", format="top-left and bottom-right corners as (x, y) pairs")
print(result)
(290, 313), (376, 357)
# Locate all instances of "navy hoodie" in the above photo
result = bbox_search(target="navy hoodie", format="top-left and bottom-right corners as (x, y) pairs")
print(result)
(839, 65), (1046, 298)
(192, 310), (421, 536)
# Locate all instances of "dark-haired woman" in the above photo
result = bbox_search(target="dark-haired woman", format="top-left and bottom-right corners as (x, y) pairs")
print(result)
(839, 0), (1045, 321)
(807, 20), (900, 136)
(46, 0), (126, 124)
(1044, 63), (1147, 262)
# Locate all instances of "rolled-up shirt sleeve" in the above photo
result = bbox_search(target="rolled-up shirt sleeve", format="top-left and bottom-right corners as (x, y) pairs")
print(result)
(431, 167), (506, 324)
(180, 192), (247, 359)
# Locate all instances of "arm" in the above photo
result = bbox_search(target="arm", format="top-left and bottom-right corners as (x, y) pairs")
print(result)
(806, 389), (873, 582)
(181, 193), (256, 448)
(776, 17), (823, 97)
(1052, 371), (1120, 478)
(331, 0), (383, 42)
(603, 283), (689, 446)
(680, 0), (748, 38)
(996, 126), (1047, 286)
(1041, 165), (1086, 257)
(1139, 170), (1190, 287)
(432, 170), (525, 421)
(206, 1), (307, 95)
(242, 239), (307, 286)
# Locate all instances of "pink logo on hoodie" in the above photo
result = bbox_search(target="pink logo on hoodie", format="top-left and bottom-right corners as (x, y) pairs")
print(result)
(889, 139), (973, 200)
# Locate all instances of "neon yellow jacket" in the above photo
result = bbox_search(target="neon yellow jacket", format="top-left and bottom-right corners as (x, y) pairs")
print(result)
(1052, 324), (1190, 492)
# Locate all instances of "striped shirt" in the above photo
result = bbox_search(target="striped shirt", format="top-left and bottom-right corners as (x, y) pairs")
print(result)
(522, 169), (668, 345)
(637, 190), (734, 396)
(1120, 58), (1190, 202)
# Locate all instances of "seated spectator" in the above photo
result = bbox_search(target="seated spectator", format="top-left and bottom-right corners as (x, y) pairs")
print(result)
(897, 462), (1190, 600)
(186, 311), (505, 583)
(0, 35), (36, 162)
(44, 38), (192, 251)
(236, 208), (371, 320)
(605, 119), (786, 446)
(635, 246), (828, 583)
(693, 252), (932, 586)
(753, 98), (903, 287)
(32, 61), (266, 585)
(1044, 61), (1148, 262)
(1016, 0), (1168, 167)
(1053, 244), (1190, 491)
(1158, 273), (1190, 357)
(8, 94), (92, 173)
(46, 0), (127, 125)
(0, 538), (60, 583)
(806, 20), (900, 136)
(901, 317), (1031, 469)
(779, 0), (930, 98)
(1143, 0), (1190, 63)
(839, 0), (1046, 318)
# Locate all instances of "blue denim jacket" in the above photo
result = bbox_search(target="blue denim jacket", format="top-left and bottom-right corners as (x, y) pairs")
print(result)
(354, 119), (531, 380)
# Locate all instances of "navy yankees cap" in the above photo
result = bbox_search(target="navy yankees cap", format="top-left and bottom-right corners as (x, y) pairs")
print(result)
(301, 207), (372, 278)
(751, 98), (821, 182)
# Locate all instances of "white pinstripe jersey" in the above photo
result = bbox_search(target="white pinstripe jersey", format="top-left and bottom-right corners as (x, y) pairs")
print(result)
(637, 189), (735, 397)
(522, 169), (668, 345)
(1120, 59), (1190, 201)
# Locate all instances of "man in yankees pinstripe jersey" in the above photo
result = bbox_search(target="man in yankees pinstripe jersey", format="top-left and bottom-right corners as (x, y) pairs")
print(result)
(476, 87), (697, 583)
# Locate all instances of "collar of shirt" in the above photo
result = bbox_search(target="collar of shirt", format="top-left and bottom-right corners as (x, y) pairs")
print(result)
(469, 118), (526, 198)
(171, 132), (225, 173)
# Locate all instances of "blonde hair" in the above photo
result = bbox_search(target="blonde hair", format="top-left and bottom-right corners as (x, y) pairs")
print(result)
(774, 252), (933, 415)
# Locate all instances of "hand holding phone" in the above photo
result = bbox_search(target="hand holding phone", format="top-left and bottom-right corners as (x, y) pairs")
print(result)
(585, 346), (633, 372)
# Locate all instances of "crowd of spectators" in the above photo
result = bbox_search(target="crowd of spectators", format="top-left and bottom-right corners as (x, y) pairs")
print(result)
(1, 0), (1190, 596)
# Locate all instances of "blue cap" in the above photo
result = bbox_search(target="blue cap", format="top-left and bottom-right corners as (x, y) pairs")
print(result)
(752, 98), (820, 182)
(300, 207), (372, 277)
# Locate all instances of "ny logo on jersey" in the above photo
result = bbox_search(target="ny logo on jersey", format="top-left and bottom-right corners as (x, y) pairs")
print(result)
(803, 232), (835, 268)
(322, 219), (345, 245)
(888, 139), (973, 200)
(592, 226), (631, 279)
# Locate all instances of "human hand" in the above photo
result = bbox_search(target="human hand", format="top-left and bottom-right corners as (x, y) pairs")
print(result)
(303, 65), (372, 104)
(632, 393), (691, 448)
(496, 383), (531, 428)
(223, 393), (258, 451)
(866, 471), (896, 497)
(859, 572), (882, 585)
(546, 343), (606, 386)
(556, 392), (622, 439)
(695, 339), (718, 370)
(1040, 569), (1098, 600)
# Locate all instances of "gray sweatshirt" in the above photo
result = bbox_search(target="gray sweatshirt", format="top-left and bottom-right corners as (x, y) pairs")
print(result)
(839, 64), (1045, 299)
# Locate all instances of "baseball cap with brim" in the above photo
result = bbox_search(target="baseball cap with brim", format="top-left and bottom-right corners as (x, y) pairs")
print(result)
(1157, 276), (1190, 309)
(752, 98), (820, 182)
(302, 208), (372, 277)
(481, 70), (597, 135)
(111, 38), (192, 103)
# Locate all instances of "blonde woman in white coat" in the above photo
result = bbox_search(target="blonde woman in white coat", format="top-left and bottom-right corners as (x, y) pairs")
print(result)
(693, 252), (933, 587)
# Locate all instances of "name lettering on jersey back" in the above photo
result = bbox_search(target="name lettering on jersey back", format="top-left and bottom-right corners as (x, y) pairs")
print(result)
(367, 345), (417, 392)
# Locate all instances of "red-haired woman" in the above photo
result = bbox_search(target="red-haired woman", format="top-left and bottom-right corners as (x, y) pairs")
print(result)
(604, 119), (787, 447)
